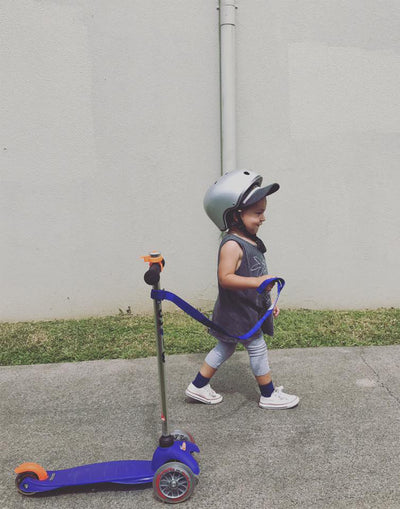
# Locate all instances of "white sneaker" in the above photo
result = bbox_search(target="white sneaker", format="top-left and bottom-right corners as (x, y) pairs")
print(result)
(259, 386), (299, 409)
(185, 383), (223, 405)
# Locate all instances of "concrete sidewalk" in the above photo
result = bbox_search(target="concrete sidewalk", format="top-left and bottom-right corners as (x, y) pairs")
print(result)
(1, 345), (400, 508)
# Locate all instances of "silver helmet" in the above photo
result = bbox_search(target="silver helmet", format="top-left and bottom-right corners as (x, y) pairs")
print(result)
(203, 169), (279, 231)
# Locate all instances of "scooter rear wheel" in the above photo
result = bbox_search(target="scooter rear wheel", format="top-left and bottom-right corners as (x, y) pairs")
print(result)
(171, 429), (195, 444)
(153, 461), (195, 504)
(15, 472), (39, 496)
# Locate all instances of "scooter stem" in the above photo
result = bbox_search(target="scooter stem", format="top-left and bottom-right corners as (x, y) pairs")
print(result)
(143, 252), (173, 447)
(152, 277), (169, 439)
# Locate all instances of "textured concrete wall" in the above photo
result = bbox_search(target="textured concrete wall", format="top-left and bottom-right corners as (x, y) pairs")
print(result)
(1, 0), (399, 320)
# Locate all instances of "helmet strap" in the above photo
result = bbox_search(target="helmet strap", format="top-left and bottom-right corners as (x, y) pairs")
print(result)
(231, 213), (267, 254)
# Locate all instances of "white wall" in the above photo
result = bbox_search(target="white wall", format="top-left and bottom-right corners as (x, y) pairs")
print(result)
(1, 0), (399, 321)
(236, 1), (400, 309)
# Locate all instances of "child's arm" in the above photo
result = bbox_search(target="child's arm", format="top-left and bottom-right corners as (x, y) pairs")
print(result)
(218, 240), (276, 291)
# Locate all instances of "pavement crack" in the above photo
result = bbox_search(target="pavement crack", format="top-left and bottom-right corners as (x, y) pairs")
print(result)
(360, 349), (400, 406)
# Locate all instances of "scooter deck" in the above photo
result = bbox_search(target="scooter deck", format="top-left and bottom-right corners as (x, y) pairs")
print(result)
(52, 460), (154, 485)
(22, 460), (155, 493)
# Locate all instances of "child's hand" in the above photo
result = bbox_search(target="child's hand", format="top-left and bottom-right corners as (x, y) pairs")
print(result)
(259, 275), (277, 292)
(273, 305), (280, 318)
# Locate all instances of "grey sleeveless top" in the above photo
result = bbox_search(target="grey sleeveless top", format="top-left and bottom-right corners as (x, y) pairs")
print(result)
(209, 234), (273, 343)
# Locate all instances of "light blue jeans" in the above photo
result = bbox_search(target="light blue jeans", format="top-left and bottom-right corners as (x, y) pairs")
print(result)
(204, 334), (270, 377)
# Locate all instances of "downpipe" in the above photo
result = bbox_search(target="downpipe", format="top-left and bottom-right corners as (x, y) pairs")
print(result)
(219, 0), (237, 175)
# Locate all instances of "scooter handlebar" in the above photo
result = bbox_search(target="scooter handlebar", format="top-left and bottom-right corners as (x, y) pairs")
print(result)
(144, 264), (161, 285)
(142, 252), (165, 285)
(144, 260), (167, 286)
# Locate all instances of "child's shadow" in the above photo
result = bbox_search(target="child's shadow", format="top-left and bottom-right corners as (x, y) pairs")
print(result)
(219, 355), (256, 396)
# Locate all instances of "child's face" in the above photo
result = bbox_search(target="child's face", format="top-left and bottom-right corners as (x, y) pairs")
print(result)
(240, 197), (267, 235)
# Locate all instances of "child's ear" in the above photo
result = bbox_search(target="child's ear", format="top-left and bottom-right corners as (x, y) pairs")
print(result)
(235, 210), (243, 221)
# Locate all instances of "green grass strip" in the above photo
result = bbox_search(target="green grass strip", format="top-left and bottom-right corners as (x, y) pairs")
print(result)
(0, 308), (399, 366)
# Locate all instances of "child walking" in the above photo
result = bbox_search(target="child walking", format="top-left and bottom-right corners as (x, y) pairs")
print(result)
(185, 170), (299, 409)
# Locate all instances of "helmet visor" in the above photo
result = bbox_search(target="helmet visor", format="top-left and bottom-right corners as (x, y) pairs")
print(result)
(240, 183), (280, 208)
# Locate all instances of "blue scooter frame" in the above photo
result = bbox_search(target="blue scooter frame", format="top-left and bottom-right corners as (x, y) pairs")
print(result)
(14, 252), (200, 504)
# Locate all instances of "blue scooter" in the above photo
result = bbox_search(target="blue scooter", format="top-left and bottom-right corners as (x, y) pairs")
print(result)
(14, 252), (200, 504)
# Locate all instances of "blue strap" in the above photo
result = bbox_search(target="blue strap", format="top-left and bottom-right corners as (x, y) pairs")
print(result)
(151, 277), (285, 341)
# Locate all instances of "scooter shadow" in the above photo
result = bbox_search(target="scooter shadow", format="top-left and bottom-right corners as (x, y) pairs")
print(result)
(25, 482), (152, 498)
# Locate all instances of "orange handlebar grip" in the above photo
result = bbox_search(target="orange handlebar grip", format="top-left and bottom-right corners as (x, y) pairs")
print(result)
(141, 251), (164, 271)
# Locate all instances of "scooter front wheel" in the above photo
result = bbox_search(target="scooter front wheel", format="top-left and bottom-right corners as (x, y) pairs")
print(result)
(15, 472), (39, 496)
(153, 461), (195, 504)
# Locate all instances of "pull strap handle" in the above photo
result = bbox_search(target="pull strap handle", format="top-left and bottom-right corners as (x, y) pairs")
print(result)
(151, 277), (285, 341)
